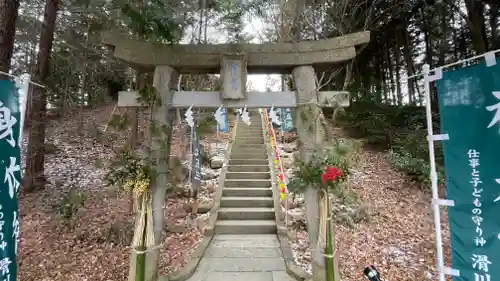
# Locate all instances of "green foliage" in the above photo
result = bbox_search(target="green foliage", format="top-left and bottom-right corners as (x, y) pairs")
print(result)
(199, 149), (210, 166)
(120, 0), (186, 43)
(105, 150), (187, 195)
(331, 184), (371, 228)
(196, 115), (217, 136)
(287, 139), (368, 228)
(338, 100), (444, 187)
(216, 1), (254, 43)
(108, 113), (129, 131)
(287, 139), (360, 194)
(105, 150), (154, 188)
(52, 186), (87, 227)
(387, 149), (443, 186)
(137, 85), (160, 106)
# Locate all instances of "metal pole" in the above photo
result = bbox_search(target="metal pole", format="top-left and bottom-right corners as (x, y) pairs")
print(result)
(188, 121), (194, 190)
(423, 64), (445, 281)
(0, 70), (45, 88)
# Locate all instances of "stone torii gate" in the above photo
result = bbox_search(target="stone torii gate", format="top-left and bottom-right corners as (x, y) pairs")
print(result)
(102, 29), (370, 281)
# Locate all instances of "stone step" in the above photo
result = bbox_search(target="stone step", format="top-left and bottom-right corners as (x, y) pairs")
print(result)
(225, 172), (270, 180)
(231, 147), (266, 154)
(234, 138), (265, 146)
(220, 197), (274, 208)
(233, 143), (266, 148)
(215, 220), (277, 234)
(235, 135), (263, 140)
(237, 134), (263, 138)
(235, 137), (263, 144)
(238, 127), (262, 130)
(218, 207), (275, 220)
(225, 179), (271, 188)
(228, 165), (269, 173)
(238, 129), (262, 133)
(229, 159), (268, 165)
(230, 152), (267, 159)
(239, 123), (261, 127)
(222, 187), (272, 197)
(231, 147), (267, 153)
(231, 150), (267, 158)
(239, 128), (262, 132)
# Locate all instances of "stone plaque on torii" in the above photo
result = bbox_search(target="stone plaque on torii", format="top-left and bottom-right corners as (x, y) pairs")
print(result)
(101, 30), (370, 109)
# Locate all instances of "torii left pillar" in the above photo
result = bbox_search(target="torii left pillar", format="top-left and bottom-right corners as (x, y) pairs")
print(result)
(128, 65), (179, 281)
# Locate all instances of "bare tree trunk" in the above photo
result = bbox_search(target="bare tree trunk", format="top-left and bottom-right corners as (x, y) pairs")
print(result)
(465, 0), (489, 53)
(23, 5), (43, 128)
(78, 17), (91, 134)
(452, 16), (460, 60)
(381, 68), (388, 103)
(342, 61), (353, 91)
(421, 9), (434, 68)
(402, 28), (415, 104)
(0, 0), (20, 78)
(386, 48), (396, 104)
(24, 0), (59, 192)
(373, 55), (382, 101)
(438, 7), (447, 66)
(394, 44), (403, 106)
(489, 4), (499, 49)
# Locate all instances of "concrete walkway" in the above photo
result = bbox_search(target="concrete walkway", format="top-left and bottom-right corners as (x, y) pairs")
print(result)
(186, 235), (295, 281)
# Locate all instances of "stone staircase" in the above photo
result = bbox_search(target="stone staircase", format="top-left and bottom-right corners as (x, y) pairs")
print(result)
(182, 112), (296, 281)
(215, 111), (277, 234)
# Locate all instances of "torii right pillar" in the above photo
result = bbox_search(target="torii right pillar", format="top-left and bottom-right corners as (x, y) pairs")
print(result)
(292, 65), (340, 281)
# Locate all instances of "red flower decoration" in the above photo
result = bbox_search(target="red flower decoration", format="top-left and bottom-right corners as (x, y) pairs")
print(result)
(321, 167), (343, 184)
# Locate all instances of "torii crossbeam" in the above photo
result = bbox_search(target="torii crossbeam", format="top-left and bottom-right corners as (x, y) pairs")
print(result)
(102, 30), (370, 109)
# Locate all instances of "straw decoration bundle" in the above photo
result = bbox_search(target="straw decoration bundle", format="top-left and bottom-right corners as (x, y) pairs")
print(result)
(317, 190), (328, 250)
(132, 194), (155, 251)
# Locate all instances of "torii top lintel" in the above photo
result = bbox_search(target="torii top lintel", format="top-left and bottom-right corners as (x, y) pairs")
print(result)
(101, 30), (370, 74)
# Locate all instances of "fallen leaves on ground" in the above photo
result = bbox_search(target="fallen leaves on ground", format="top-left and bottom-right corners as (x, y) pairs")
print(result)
(288, 150), (451, 281)
(19, 104), (228, 281)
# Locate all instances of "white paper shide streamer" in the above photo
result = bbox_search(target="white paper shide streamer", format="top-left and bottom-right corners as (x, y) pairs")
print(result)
(14, 74), (30, 147)
(268, 106), (281, 126)
(184, 105), (195, 128)
(214, 105), (226, 129)
(240, 106), (250, 125)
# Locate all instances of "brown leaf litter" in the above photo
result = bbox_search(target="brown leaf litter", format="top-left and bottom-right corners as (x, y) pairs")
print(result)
(287, 149), (451, 281)
(19, 104), (230, 281)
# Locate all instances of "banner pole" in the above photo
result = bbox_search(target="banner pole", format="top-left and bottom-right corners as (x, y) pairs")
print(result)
(423, 64), (446, 281)
(17, 74), (30, 144)
(188, 119), (193, 198)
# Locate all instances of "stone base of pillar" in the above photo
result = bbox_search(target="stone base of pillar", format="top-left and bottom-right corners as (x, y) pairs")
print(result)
(311, 248), (340, 281)
(312, 260), (326, 281)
